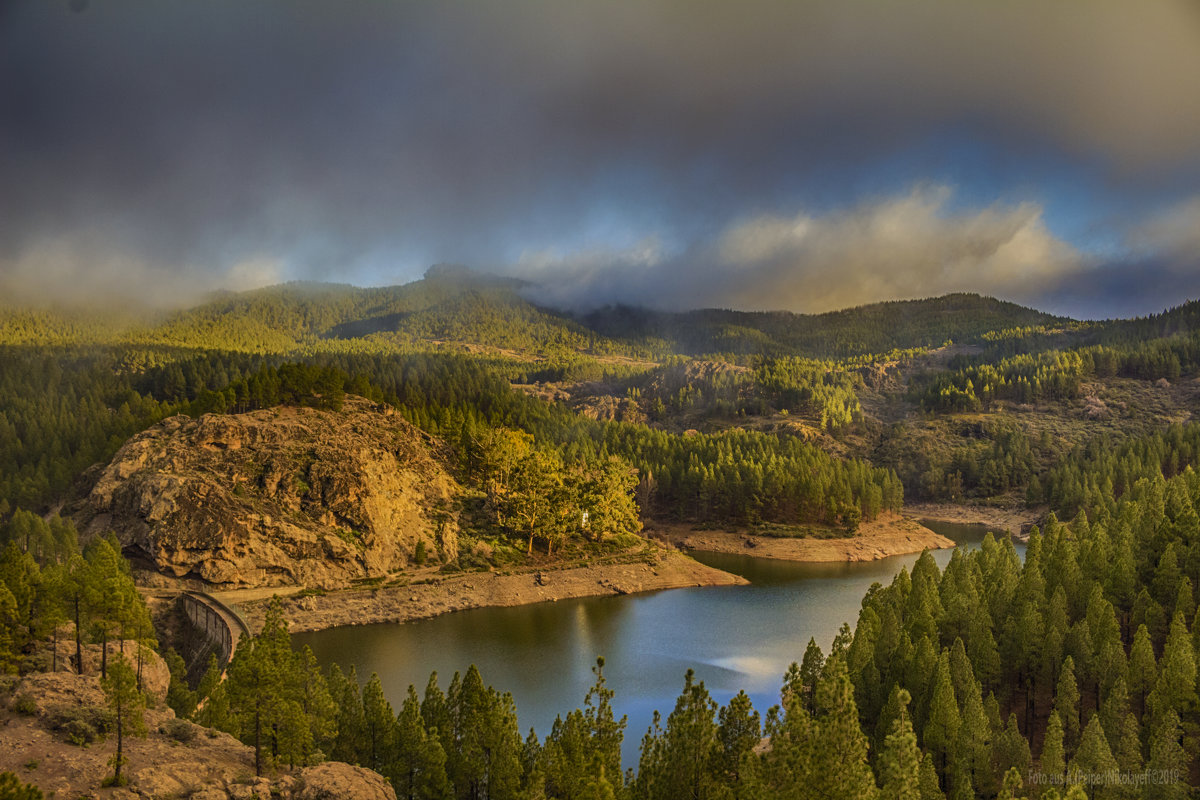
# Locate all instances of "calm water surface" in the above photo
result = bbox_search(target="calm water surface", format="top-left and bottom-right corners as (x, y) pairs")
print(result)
(293, 521), (1023, 763)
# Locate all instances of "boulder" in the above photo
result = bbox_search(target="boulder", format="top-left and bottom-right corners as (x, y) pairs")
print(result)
(297, 762), (397, 800)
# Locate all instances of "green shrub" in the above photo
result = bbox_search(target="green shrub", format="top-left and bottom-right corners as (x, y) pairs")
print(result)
(160, 718), (198, 743)
(0, 771), (43, 799)
(46, 704), (113, 746)
(10, 693), (37, 716)
(413, 539), (427, 565)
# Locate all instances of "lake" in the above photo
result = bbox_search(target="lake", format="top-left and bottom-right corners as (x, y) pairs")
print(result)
(293, 521), (1023, 763)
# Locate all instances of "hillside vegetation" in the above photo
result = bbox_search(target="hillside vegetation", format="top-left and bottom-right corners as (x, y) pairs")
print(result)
(3, 275), (1200, 797)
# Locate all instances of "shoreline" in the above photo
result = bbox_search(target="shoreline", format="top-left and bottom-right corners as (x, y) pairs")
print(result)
(646, 512), (954, 563)
(903, 502), (1045, 540)
(227, 512), (958, 634)
(229, 548), (747, 634)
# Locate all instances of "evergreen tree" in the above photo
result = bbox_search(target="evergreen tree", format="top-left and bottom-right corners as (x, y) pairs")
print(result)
(918, 753), (946, 800)
(1145, 709), (1187, 800)
(1068, 717), (1118, 800)
(363, 673), (398, 774)
(798, 638), (825, 714)
(328, 664), (368, 764)
(1147, 612), (1197, 721)
(102, 653), (146, 786)
(394, 685), (452, 800)
(923, 651), (960, 780)
(715, 690), (760, 790)
(809, 655), (877, 800)
(878, 688), (921, 800)
(634, 668), (719, 800)
(1054, 657), (1081, 755)
(164, 647), (197, 719)
(1126, 625), (1156, 719)
(1039, 712), (1065, 797)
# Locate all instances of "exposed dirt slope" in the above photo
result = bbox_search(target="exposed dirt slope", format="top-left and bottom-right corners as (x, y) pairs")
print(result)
(233, 548), (746, 633)
(72, 398), (460, 589)
(649, 513), (954, 562)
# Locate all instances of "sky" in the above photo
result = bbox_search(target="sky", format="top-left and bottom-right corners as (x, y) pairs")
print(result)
(2, 0), (1200, 318)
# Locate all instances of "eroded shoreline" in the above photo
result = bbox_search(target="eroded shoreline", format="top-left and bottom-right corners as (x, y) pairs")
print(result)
(231, 548), (747, 634)
(902, 502), (1045, 540)
(647, 512), (955, 563)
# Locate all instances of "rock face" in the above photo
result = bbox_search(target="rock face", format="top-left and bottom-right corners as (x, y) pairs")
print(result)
(72, 398), (460, 588)
(297, 762), (397, 800)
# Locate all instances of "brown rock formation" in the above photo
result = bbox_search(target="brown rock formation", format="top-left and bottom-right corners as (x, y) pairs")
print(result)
(1, 669), (394, 800)
(297, 762), (397, 800)
(72, 398), (460, 589)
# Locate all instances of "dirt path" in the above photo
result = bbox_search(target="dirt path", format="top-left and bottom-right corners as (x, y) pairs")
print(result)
(233, 549), (746, 634)
(647, 512), (954, 563)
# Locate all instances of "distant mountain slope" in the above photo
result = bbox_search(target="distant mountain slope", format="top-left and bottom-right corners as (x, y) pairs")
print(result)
(579, 293), (1070, 357)
(0, 273), (1080, 360)
(124, 269), (652, 357)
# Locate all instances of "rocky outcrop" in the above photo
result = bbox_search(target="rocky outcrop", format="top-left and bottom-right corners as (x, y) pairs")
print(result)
(1, 670), (394, 800)
(297, 763), (397, 800)
(72, 398), (461, 589)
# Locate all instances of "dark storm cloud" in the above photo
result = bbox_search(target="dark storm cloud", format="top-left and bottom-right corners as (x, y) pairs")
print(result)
(2, 0), (1199, 309)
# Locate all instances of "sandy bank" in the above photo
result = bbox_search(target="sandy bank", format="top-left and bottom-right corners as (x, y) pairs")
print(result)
(648, 512), (954, 563)
(230, 549), (746, 634)
(903, 502), (1045, 539)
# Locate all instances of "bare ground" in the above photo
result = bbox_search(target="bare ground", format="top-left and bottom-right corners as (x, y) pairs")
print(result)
(903, 502), (1046, 538)
(230, 549), (746, 634)
(646, 512), (954, 563)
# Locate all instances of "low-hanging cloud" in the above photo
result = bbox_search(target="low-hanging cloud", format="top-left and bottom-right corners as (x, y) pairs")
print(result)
(2, 0), (1199, 311)
(518, 187), (1086, 314)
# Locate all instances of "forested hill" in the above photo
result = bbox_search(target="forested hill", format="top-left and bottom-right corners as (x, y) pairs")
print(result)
(0, 275), (1068, 360)
(578, 293), (1069, 358)
(6, 271), (1200, 531)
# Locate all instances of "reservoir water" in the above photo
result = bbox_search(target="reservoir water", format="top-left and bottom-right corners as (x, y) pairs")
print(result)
(293, 521), (1023, 763)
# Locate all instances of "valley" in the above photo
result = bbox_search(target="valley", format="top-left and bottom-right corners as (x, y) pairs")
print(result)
(2, 275), (1199, 798)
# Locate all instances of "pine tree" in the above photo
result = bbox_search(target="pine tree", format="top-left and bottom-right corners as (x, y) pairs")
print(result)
(363, 673), (398, 774)
(1147, 612), (1197, 720)
(918, 752), (946, 800)
(878, 688), (921, 800)
(810, 655), (877, 800)
(923, 651), (960, 780)
(798, 638), (825, 714)
(715, 690), (760, 790)
(296, 646), (336, 765)
(164, 648), (197, 718)
(1112, 713), (1142, 798)
(1068, 717), (1118, 800)
(634, 668), (718, 800)
(993, 715), (1032, 789)
(1145, 709), (1187, 800)
(1039, 712), (1065, 797)
(996, 767), (1025, 800)
(328, 664), (368, 764)
(102, 653), (146, 786)
(1126, 625), (1156, 719)
(1054, 657), (1081, 755)
(954, 660), (994, 797)
(394, 685), (452, 800)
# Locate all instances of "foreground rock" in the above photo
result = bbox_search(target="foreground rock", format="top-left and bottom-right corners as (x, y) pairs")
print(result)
(71, 397), (460, 589)
(234, 548), (747, 633)
(650, 512), (955, 562)
(0, 670), (394, 800)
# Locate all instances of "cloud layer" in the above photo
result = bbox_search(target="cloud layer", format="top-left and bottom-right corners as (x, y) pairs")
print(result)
(2, 0), (1199, 312)
(518, 186), (1086, 313)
